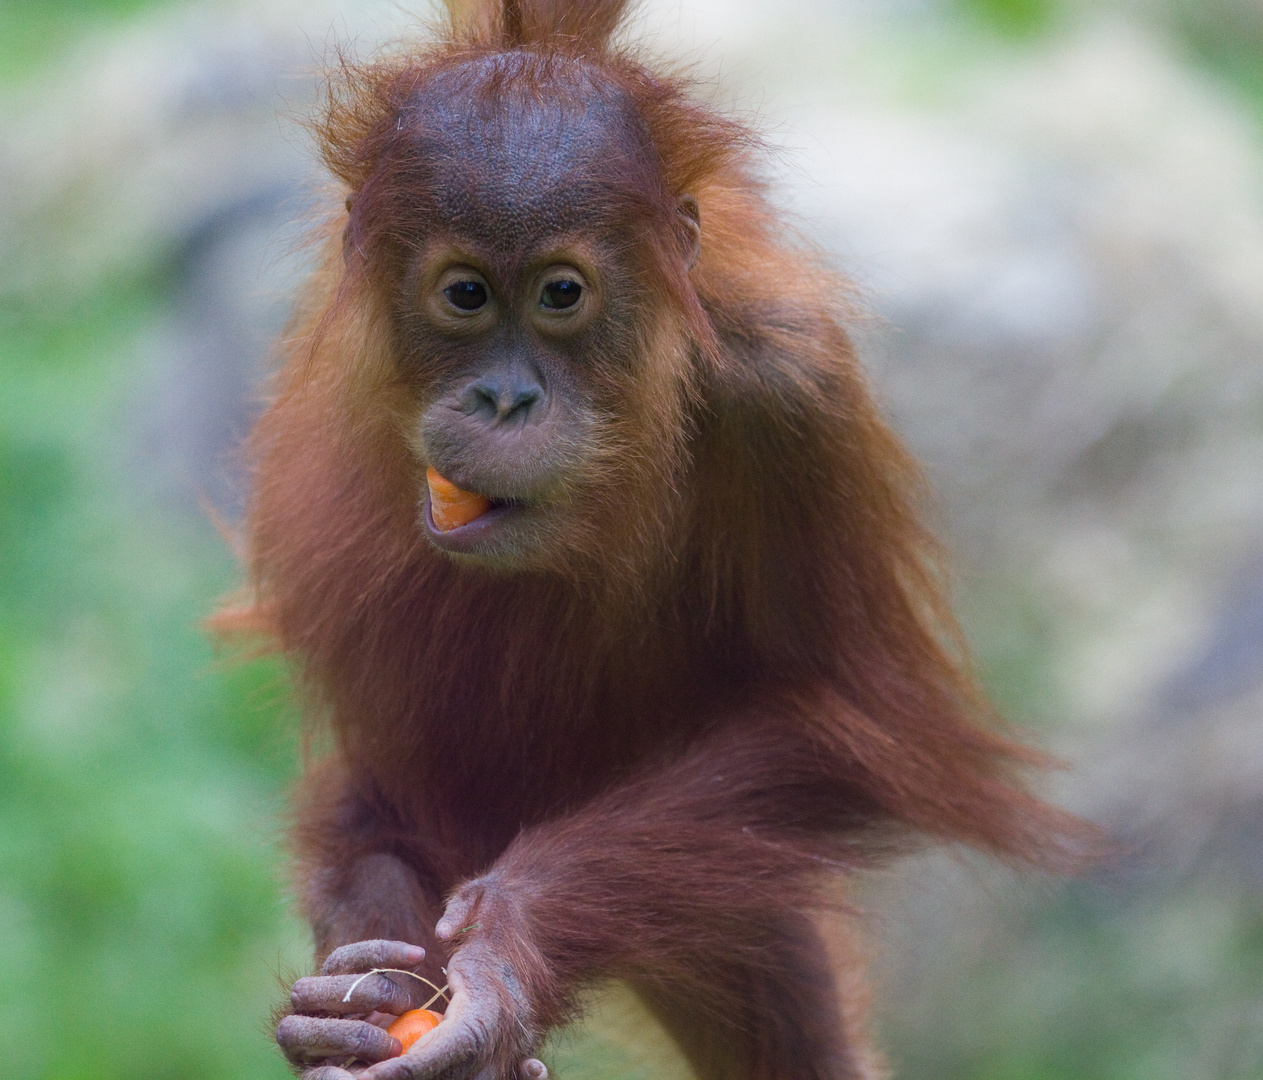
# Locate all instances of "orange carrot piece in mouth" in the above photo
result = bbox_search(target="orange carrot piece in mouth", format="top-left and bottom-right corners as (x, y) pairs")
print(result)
(427, 467), (494, 531)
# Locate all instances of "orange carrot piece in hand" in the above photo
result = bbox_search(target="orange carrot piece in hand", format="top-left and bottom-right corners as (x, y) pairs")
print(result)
(427, 466), (493, 531)
(386, 1008), (444, 1053)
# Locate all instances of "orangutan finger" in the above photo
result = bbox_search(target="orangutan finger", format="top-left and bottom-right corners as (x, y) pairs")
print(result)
(321, 940), (426, 976)
(277, 1014), (401, 1065)
(292, 972), (419, 1016)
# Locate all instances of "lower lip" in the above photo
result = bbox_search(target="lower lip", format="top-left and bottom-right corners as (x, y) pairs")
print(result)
(423, 495), (521, 552)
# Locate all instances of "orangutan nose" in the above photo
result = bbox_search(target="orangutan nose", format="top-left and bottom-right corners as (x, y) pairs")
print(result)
(460, 365), (545, 426)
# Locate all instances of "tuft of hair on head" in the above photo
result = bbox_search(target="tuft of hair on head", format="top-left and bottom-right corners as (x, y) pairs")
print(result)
(442, 0), (632, 51)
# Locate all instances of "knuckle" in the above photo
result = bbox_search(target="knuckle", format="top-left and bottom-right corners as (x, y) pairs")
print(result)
(382, 980), (413, 1011)
(349, 1021), (387, 1059)
(320, 952), (346, 976)
(321, 940), (366, 974)
(464, 1015), (492, 1057)
(352, 972), (407, 1012)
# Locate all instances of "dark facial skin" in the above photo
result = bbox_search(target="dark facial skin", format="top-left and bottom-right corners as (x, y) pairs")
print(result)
(407, 230), (609, 560)
(351, 65), (698, 567)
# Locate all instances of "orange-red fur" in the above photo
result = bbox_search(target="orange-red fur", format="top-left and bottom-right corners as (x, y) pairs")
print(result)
(221, 3), (1089, 1077)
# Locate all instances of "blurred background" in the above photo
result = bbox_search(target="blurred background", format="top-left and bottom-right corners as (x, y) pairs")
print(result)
(1, 0), (1260, 1077)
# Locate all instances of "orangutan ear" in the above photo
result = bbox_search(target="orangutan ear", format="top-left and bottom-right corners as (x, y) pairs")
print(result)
(677, 194), (701, 270)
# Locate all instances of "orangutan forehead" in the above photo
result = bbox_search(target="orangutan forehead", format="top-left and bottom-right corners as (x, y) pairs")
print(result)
(396, 59), (665, 247)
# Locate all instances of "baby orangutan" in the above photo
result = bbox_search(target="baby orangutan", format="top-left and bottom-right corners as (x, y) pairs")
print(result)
(222, 1), (1087, 1077)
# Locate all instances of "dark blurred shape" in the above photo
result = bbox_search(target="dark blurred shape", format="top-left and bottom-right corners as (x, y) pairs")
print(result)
(139, 190), (313, 519)
(1162, 561), (1263, 718)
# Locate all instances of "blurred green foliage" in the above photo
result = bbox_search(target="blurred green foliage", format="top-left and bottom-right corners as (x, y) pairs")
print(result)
(879, 874), (1263, 1080)
(0, 0), (309, 1034)
(0, 0), (172, 80)
(956, 0), (1061, 38)
(1175, 2), (1263, 124)
(0, 267), (308, 1077)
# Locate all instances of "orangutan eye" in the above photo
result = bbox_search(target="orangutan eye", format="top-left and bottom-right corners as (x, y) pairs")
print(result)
(540, 279), (582, 310)
(445, 280), (488, 311)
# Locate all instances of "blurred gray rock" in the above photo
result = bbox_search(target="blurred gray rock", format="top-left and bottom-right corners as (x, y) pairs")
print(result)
(741, 13), (1263, 877)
